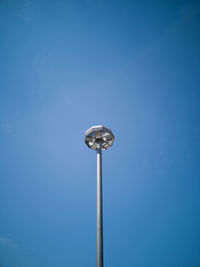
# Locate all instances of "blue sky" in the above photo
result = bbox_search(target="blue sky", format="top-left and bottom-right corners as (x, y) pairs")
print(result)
(0, 0), (200, 266)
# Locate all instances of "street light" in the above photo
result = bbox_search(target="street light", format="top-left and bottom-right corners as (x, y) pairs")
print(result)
(85, 125), (115, 267)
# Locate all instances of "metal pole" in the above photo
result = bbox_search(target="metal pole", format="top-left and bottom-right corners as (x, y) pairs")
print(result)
(85, 126), (114, 267)
(97, 148), (103, 267)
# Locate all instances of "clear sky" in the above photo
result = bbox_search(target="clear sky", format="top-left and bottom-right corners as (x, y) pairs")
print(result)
(0, 0), (200, 266)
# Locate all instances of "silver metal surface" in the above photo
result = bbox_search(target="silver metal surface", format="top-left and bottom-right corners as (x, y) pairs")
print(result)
(85, 125), (114, 151)
(97, 148), (103, 267)
(84, 125), (114, 267)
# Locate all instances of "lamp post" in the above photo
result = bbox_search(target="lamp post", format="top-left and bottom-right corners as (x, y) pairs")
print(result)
(85, 126), (115, 267)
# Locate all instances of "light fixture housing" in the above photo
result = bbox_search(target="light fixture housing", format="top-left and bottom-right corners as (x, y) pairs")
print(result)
(85, 125), (114, 151)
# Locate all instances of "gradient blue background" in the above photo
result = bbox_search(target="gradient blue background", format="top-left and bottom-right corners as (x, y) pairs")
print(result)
(0, 1), (200, 266)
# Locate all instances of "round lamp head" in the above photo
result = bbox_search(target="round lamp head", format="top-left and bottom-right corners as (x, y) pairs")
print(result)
(85, 125), (114, 151)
